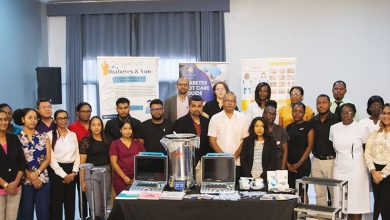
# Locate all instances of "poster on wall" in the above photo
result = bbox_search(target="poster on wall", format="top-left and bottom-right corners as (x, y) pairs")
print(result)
(240, 58), (297, 111)
(179, 62), (229, 102)
(97, 56), (159, 122)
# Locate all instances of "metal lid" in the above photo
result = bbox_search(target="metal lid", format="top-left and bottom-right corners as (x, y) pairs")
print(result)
(165, 133), (196, 139)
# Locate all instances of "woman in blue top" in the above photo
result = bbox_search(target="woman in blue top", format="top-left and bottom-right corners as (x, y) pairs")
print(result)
(13, 108), (52, 220)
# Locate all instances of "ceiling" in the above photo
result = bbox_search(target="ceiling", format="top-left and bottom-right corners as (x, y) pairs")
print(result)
(40, 0), (162, 3)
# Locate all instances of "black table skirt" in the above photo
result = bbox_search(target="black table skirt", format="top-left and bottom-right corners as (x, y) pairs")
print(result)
(108, 196), (297, 220)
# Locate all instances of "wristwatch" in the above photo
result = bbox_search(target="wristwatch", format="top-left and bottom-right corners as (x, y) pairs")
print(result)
(3, 182), (8, 189)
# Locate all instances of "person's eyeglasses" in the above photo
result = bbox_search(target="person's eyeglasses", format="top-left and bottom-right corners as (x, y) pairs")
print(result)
(341, 111), (354, 116)
(151, 107), (163, 111)
(290, 92), (301, 96)
(177, 83), (189, 87)
(56, 117), (69, 121)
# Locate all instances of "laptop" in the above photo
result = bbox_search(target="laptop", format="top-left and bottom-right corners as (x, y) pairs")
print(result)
(129, 152), (168, 193)
(200, 153), (236, 194)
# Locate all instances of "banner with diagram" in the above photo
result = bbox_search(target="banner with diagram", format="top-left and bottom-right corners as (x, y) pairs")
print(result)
(241, 58), (297, 111)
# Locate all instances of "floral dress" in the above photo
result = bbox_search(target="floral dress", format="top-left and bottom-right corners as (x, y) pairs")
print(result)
(18, 131), (50, 184)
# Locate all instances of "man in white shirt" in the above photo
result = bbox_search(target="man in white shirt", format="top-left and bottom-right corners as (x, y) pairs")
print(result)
(208, 92), (249, 183)
(164, 77), (190, 123)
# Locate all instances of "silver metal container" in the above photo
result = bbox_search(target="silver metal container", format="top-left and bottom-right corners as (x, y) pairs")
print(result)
(160, 133), (199, 191)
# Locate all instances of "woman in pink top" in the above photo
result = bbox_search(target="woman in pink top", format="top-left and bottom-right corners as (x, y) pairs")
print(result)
(110, 119), (145, 194)
(0, 110), (25, 219)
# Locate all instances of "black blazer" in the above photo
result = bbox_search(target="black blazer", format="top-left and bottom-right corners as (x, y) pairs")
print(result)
(173, 113), (212, 163)
(240, 137), (278, 179)
(0, 133), (26, 188)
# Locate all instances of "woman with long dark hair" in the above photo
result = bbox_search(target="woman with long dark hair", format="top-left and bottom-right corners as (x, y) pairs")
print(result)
(240, 117), (278, 181)
(48, 109), (79, 220)
(13, 108), (51, 220)
(246, 82), (277, 122)
(80, 116), (111, 220)
(365, 103), (390, 220)
(110, 120), (145, 194)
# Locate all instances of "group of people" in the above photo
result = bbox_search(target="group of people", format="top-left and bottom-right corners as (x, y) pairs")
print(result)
(0, 78), (389, 220)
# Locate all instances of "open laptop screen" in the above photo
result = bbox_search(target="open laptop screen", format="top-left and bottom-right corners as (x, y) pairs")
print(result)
(135, 156), (167, 181)
(202, 157), (235, 182)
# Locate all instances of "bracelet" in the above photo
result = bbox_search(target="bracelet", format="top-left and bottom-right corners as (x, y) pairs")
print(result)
(36, 169), (41, 174)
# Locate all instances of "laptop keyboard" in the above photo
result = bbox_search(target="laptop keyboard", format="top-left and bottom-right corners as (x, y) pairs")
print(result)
(136, 182), (158, 188)
(130, 181), (164, 192)
(201, 183), (235, 193)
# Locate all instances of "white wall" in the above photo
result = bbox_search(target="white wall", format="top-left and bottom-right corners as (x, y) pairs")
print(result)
(225, 0), (390, 117)
(48, 16), (66, 111)
(0, 1), (45, 108)
(47, 0), (390, 117)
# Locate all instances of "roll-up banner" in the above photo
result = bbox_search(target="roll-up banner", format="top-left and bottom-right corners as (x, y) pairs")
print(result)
(97, 56), (159, 122)
(241, 58), (297, 111)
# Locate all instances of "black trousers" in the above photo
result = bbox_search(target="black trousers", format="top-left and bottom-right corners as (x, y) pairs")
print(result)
(48, 163), (76, 220)
(372, 163), (390, 220)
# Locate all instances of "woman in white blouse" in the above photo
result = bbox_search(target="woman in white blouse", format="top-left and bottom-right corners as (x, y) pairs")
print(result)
(360, 95), (384, 133)
(365, 103), (390, 220)
(48, 110), (80, 220)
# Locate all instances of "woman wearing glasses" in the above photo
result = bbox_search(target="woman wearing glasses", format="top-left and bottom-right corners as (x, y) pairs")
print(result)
(360, 95), (384, 133)
(203, 82), (238, 119)
(278, 86), (314, 128)
(365, 103), (390, 220)
(48, 110), (80, 220)
(329, 103), (370, 220)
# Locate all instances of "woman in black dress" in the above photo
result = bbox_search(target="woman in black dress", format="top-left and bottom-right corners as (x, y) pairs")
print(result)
(286, 102), (314, 189)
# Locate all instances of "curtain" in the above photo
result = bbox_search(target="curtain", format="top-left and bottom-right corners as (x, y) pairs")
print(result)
(66, 11), (225, 118)
(66, 15), (83, 122)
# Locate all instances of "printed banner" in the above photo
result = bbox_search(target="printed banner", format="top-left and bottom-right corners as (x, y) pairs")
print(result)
(97, 56), (159, 122)
(179, 62), (229, 102)
(241, 58), (297, 111)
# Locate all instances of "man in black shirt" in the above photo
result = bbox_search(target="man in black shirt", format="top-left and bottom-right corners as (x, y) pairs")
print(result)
(139, 99), (173, 153)
(173, 95), (211, 184)
(309, 94), (338, 206)
(104, 97), (141, 143)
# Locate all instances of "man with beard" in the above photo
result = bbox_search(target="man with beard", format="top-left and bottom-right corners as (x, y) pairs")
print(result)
(104, 97), (141, 143)
(309, 94), (338, 206)
(139, 99), (173, 153)
(164, 77), (190, 123)
(262, 100), (289, 169)
(174, 95), (211, 164)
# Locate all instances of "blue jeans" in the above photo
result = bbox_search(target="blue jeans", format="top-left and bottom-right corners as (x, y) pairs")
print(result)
(21, 183), (50, 220)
